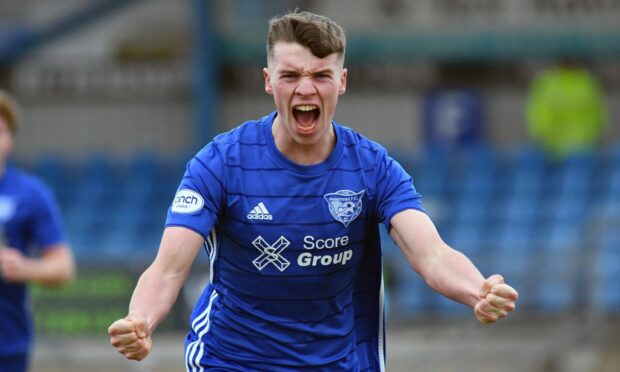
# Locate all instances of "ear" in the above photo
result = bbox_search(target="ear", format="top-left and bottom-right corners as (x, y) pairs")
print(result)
(338, 68), (347, 96)
(263, 67), (273, 95)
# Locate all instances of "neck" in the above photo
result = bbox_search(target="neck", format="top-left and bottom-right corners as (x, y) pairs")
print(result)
(272, 117), (336, 165)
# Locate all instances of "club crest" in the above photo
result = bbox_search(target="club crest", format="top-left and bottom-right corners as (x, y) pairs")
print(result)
(324, 189), (365, 227)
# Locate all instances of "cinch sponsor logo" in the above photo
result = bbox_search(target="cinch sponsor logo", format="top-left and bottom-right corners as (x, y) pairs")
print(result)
(171, 189), (204, 214)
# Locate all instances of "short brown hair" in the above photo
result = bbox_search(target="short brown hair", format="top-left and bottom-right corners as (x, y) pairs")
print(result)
(267, 11), (346, 64)
(0, 90), (19, 133)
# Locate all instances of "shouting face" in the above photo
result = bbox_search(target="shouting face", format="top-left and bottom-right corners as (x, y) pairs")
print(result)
(264, 42), (347, 162)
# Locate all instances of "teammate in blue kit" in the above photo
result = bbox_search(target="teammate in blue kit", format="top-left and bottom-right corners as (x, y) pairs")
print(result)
(0, 90), (76, 372)
(109, 11), (518, 371)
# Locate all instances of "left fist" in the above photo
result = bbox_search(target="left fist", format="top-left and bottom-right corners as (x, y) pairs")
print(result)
(474, 274), (518, 324)
(0, 247), (29, 283)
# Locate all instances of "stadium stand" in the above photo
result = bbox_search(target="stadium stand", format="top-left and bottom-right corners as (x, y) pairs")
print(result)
(379, 144), (620, 316)
(27, 143), (620, 315)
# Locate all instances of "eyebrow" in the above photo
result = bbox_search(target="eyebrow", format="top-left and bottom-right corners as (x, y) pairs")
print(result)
(278, 67), (334, 76)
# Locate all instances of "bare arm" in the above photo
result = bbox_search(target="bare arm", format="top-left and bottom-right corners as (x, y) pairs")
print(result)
(108, 226), (203, 360)
(130, 226), (203, 332)
(390, 209), (517, 321)
(0, 244), (75, 287)
(390, 209), (484, 307)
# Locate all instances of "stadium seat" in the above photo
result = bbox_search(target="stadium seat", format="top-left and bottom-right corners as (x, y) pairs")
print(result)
(542, 196), (589, 230)
(548, 152), (595, 197)
(505, 146), (547, 194)
(537, 278), (577, 313)
(599, 166), (620, 199)
(511, 145), (547, 172)
(389, 254), (433, 316)
(445, 224), (484, 257)
(540, 224), (583, 255)
(594, 232), (620, 312)
(493, 195), (540, 227)
(33, 155), (74, 206)
(412, 146), (451, 198)
(452, 198), (488, 227)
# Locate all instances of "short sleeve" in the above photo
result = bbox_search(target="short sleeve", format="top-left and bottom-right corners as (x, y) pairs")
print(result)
(31, 183), (66, 250)
(375, 150), (424, 229)
(165, 143), (225, 240)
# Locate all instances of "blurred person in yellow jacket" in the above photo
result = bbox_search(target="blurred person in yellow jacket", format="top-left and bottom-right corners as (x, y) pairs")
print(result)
(526, 59), (608, 159)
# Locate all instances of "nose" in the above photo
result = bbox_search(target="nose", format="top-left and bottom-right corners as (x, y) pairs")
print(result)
(295, 76), (316, 96)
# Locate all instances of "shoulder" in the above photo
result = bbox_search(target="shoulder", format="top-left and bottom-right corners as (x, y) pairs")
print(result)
(335, 122), (389, 161)
(4, 167), (56, 207)
(8, 167), (52, 194)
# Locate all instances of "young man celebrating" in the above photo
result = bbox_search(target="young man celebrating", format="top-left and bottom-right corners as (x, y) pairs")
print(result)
(0, 90), (76, 372)
(109, 11), (518, 371)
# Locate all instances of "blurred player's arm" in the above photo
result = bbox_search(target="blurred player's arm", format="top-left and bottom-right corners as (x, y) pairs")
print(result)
(0, 243), (75, 287)
(109, 226), (203, 361)
(389, 209), (518, 323)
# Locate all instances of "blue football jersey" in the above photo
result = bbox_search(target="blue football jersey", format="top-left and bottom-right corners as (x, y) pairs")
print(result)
(0, 166), (66, 357)
(166, 112), (423, 371)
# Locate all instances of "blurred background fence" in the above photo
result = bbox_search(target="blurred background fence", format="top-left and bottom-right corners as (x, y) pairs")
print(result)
(1, 0), (619, 371)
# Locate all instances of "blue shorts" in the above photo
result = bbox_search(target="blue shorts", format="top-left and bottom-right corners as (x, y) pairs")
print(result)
(0, 354), (28, 372)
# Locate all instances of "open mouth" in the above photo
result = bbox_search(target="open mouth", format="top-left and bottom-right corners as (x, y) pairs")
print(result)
(292, 105), (320, 134)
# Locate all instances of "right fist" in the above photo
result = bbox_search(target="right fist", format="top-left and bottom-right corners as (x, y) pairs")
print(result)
(108, 314), (152, 361)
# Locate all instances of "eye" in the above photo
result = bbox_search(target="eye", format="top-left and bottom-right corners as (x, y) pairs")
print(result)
(281, 73), (297, 80)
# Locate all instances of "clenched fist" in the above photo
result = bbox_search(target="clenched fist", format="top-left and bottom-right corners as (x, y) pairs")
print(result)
(108, 314), (153, 361)
(474, 274), (518, 324)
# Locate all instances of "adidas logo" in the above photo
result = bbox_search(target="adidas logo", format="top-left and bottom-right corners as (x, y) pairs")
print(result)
(247, 202), (273, 220)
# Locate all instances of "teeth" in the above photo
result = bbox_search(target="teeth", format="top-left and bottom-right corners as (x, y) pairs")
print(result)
(295, 105), (317, 111)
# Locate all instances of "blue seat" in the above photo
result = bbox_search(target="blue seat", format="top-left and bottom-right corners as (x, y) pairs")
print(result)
(80, 153), (114, 183)
(458, 168), (496, 197)
(508, 168), (545, 198)
(599, 166), (620, 199)
(549, 165), (593, 198)
(540, 224), (582, 255)
(596, 197), (620, 224)
(594, 234), (620, 312)
(389, 254), (433, 316)
(99, 230), (140, 263)
(494, 224), (537, 255)
(503, 145), (546, 197)
(544, 196), (589, 228)
(412, 146), (451, 198)
(456, 143), (497, 169)
(511, 145), (547, 172)
(495, 196), (540, 226)
(33, 155), (75, 204)
(446, 224), (483, 257)
(33, 155), (68, 186)
(537, 279), (577, 313)
(534, 223), (582, 312)
(67, 230), (96, 264)
(452, 199), (488, 227)
(388, 148), (417, 174)
(64, 205), (98, 236)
